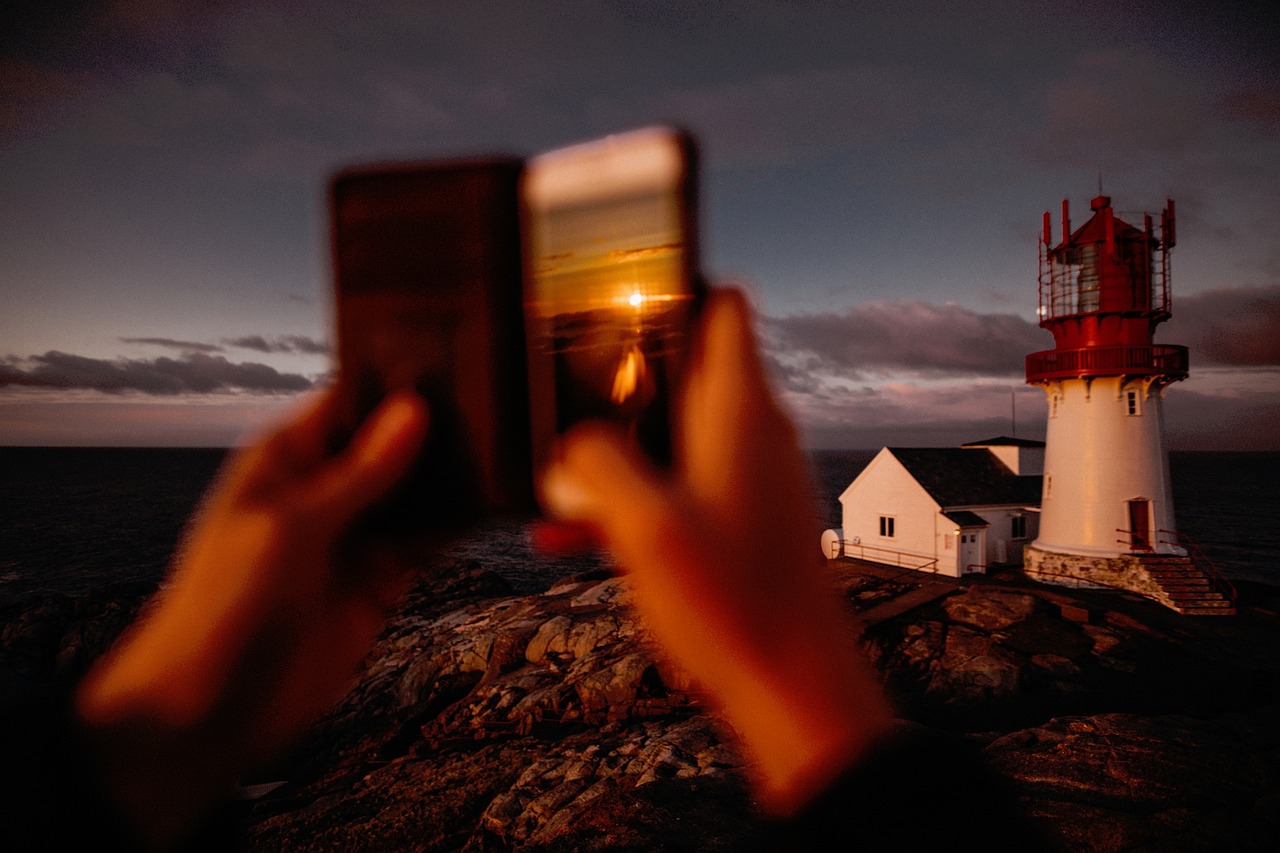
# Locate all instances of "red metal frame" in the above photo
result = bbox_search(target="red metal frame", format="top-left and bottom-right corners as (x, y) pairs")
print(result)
(1026, 344), (1188, 383)
(1037, 236), (1171, 324)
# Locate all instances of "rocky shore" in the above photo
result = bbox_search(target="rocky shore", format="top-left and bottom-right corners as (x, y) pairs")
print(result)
(3, 558), (1278, 850)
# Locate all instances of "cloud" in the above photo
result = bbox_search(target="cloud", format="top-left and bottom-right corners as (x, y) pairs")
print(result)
(223, 335), (331, 355)
(1218, 83), (1280, 138)
(774, 375), (1047, 450)
(627, 67), (939, 169)
(0, 58), (98, 136)
(1020, 49), (1209, 170)
(0, 394), (306, 447)
(1162, 385), (1280, 451)
(763, 300), (1047, 384)
(119, 336), (225, 353)
(1162, 285), (1280, 366)
(0, 351), (312, 395)
(775, 365), (1280, 452)
(760, 294), (1280, 450)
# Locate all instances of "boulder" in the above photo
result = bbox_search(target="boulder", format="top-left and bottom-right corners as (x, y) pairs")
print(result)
(929, 624), (1025, 703)
(943, 588), (1039, 631)
(986, 711), (1279, 852)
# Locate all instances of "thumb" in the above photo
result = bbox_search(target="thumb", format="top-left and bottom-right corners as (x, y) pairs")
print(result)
(541, 426), (722, 628)
(540, 424), (683, 562)
(301, 392), (429, 529)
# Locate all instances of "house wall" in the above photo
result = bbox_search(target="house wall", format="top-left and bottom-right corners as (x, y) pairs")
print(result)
(954, 507), (1041, 566)
(839, 450), (951, 575)
(980, 445), (1044, 476)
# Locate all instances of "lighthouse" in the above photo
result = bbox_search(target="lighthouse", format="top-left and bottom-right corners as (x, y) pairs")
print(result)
(1023, 194), (1234, 614)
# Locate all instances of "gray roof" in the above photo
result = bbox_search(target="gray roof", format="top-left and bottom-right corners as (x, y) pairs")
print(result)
(961, 436), (1046, 448)
(943, 510), (990, 527)
(887, 447), (1043, 508)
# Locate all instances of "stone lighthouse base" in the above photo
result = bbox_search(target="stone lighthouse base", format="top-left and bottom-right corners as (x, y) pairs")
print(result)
(1023, 546), (1235, 615)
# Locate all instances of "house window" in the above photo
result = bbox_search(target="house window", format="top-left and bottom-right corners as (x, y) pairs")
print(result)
(879, 516), (895, 538)
(1011, 515), (1027, 539)
(1126, 390), (1140, 416)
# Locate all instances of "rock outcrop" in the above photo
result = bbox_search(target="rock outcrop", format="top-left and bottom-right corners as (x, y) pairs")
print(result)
(987, 711), (1280, 851)
(0, 580), (152, 691)
(242, 562), (758, 851)
(3, 559), (1278, 850)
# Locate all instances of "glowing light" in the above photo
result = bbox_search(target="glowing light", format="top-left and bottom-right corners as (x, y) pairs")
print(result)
(628, 290), (644, 308)
(611, 345), (647, 403)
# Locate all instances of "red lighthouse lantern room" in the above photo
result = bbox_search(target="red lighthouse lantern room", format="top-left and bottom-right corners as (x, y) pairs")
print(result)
(1026, 195), (1188, 382)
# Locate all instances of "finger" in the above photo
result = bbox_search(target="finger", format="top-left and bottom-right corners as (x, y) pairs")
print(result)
(687, 288), (774, 414)
(255, 388), (353, 485)
(540, 423), (663, 521)
(542, 424), (757, 665)
(682, 288), (799, 511)
(214, 390), (341, 501)
(539, 425), (702, 582)
(300, 391), (429, 530)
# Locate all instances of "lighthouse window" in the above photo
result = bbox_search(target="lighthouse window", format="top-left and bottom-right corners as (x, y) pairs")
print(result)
(879, 516), (895, 538)
(1126, 390), (1140, 416)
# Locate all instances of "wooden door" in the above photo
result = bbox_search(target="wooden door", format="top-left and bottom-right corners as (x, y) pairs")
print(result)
(1128, 499), (1151, 551)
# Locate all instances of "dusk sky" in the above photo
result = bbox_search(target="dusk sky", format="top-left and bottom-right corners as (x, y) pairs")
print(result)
(3, 1), (1278, 448)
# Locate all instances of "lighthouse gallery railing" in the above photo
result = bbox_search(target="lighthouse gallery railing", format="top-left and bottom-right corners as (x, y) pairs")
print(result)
(1026, 344), (1188, 383)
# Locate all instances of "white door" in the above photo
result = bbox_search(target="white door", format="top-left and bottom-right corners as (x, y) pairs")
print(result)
(959, 531), (983, 574)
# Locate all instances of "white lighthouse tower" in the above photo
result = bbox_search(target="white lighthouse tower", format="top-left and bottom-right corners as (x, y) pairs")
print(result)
(1023, 195), (1234, 614)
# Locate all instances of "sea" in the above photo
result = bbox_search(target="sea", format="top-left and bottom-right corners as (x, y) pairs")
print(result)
(0, 447), (1276, 604)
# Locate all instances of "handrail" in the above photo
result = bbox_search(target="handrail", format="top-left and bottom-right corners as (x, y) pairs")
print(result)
(1115, 527), (1154, 552)
(832, 539), (940, 574)
(1026, 343), (1188, 383)
(1156, 529), (1237, 605)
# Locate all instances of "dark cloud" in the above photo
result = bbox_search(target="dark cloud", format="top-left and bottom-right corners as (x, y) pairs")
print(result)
(1022, 50), (1207, 169)
(1218, 84), (1280, 138)
(119, 336), (224, 353)
(286, 335), (331, 355)
(0, 351), (312, 395)
(763, 300), (1047, 381)
(776, 376), (1048, 450)
(1162, 285), (1280, 366)
(801, 417), (1044, 452)
(763, 293), (1280, 450)
(223, 335), (331, 355)
(632, 67), (941, 169)
(778, 365), (1280, 452)
(1162, 387), (1280, 451)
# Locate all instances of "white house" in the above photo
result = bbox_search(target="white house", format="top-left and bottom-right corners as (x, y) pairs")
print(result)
(821, 437), (1044, 578)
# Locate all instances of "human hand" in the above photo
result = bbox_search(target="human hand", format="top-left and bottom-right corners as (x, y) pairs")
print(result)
(540, 289), (892, 815)
(76, 389), (428, 844)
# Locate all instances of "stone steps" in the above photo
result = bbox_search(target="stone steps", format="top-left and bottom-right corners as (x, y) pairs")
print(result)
(1137, 554), (1236, 616)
